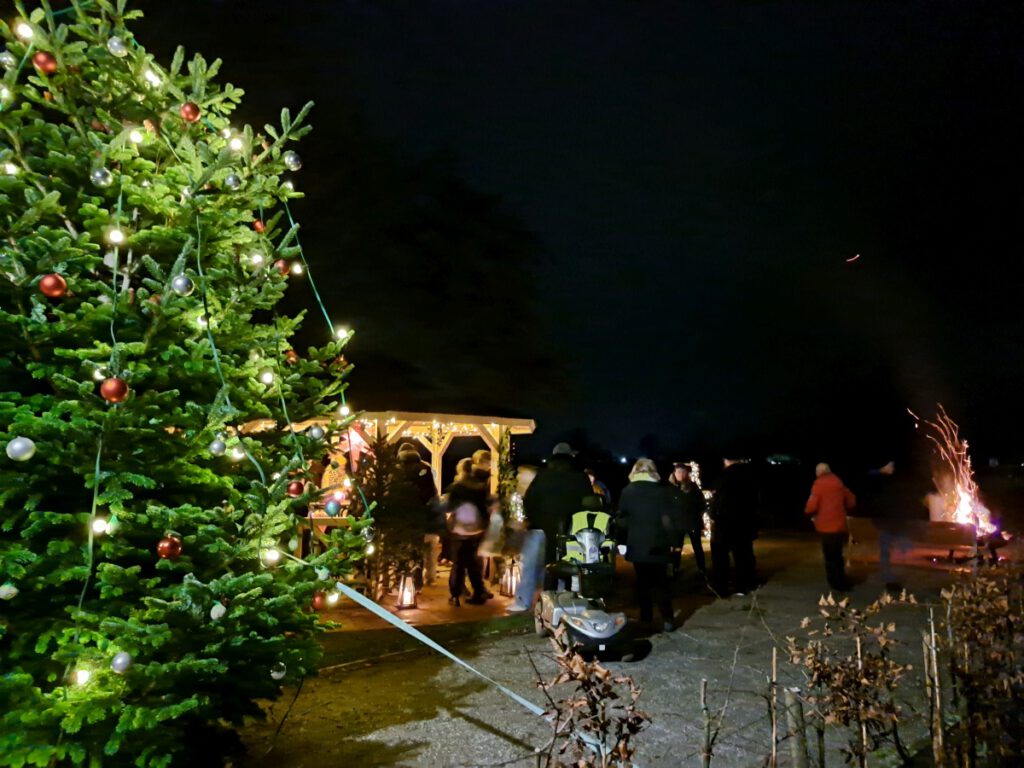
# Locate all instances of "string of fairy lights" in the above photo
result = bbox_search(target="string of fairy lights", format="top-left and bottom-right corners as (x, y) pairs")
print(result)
(2, 5), (373, 686)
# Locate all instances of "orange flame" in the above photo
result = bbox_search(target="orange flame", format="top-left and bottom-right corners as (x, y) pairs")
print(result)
(924, 406), (996, 535)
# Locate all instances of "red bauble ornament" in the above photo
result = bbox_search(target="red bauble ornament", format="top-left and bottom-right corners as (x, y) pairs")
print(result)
(253, 220), (265, 233)
(157, 535), (183, 560)
(32, 51), (57, 75)
(39, 273), (67, 298)
(179, 102), (201, 123)
(311, 592), (327, 611)
(99, 376), (129, 403)
(284, 349), (299, 365)
(287, 480), (305, 498)
(273, 259), (289, 276)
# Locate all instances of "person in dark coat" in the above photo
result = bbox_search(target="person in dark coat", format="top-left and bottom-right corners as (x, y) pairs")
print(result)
(668, 462), (708, 574)
(523, 442), (594, 566)
(709, 457), (759, 595)
(445, 449), (493, 606)
(617, 458), (685, 631)
(395, 442), (442, 586)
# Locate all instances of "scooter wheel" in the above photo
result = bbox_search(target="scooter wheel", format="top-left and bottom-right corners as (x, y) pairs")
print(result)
(534, 602), (549, 637)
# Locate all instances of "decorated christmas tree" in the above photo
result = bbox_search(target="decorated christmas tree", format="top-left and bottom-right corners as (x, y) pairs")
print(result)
(0, 1), (370, 764)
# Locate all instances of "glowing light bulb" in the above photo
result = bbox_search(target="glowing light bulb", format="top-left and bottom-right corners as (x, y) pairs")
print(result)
(0, 87), (10, 100)
(335, 326), (350, 339)
(230, 446), (246, 462)
(3, 162), (19, 175)
(196, 314), (209, 329)
(143, 69), (161, 87)
(229, 137), (243, 151)
(282, 181), (294, 191)
(75, 669), (91, 685)
(129, 129), (144, 144)
(339, 405), (351, 417)
(258, 369), (275, 385)
(250, 252), (265, 267)
(365, 543), (375, 555)
(14, 21), (34, 40)
(221, 128), (232, 138)
(326, 592), (340, 606)
(261, 548), (281, 565)
(290, 262), (304, 275)
(91, 518), (109, 535)
(107, 228), (125, 245)
(342, 478), (352, 488)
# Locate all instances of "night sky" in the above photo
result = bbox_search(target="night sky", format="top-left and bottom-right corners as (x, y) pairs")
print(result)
(136, 1), (1024, 463)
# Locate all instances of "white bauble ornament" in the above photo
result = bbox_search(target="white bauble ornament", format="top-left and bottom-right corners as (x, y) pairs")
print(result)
(106, 36), (128, 57)
(0, 52), (16, 70)
(309, 425), (325, 440)
(209, 438), (226, 456)
(111, 652), (132, 674)
(270, 662), (287, 680)
(210, 601), (226, 621)
(0, 582), (18, 600)
(6, 437), (36, 461)
(315, 567), (330, 581)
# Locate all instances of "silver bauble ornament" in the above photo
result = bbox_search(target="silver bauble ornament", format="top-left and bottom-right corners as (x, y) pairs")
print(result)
(0, 582), (18, 600)
(209, 438), (226, 456)
(6, 437), (36, 462)
(90, 167), (114, 188)
(362, 526), (375, 542)
(0, 52), (16, 70)
(111, 651), (132, 674)
(210, 601), (226, 620)
(308, 425), (325, 440)
(106, 36), (128, 58)
(171, 274), (194, 296)
(325, 500), (341, 517)
(224, 173), (241, 191)
(270, 662), (287, 681)
(282, 151), (302, 171)
(287, 536), (299, 552)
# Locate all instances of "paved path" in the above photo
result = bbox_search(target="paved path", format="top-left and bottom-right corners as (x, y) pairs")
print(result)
(242, 534), (972, 767)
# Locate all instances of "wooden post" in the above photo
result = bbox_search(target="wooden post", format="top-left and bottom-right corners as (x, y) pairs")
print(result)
(927, 608), (944, 767)
(701, 678), (712, 768)
(769, 646), (778, 768)
(784, 688), (810, 768)
(855, 634), (868, 768)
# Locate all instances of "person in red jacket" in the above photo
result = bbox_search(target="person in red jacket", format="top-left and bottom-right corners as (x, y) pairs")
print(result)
(805, 463), (856, 591)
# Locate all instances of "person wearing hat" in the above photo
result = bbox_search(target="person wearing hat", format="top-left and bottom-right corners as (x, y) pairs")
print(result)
(507, 443), (593, 614)
(445, 449), (494, 606)
(805, 462), (855, 592)
(617, 458), (686, 632)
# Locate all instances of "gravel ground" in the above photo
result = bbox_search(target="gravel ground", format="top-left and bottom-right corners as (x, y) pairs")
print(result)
(241, 535), (969, 767)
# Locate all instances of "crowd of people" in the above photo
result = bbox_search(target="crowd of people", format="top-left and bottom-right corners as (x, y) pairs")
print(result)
(383, 439), (859, 632)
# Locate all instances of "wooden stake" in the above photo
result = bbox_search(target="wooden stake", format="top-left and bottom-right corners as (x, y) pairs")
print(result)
(784, 687), (810, 768)
(769, 646), (778, 768)
(928, 609), (944, 767)
(701, 679), (712, 768)
(855, 634), (868, 768)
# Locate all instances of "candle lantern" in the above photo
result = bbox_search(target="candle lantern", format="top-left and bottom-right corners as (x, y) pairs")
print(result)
(499, 559), (521, 597)
(395, 573), (417, 609)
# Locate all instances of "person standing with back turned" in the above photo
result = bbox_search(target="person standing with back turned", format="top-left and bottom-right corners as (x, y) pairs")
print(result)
(805, 462), (855, 592)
